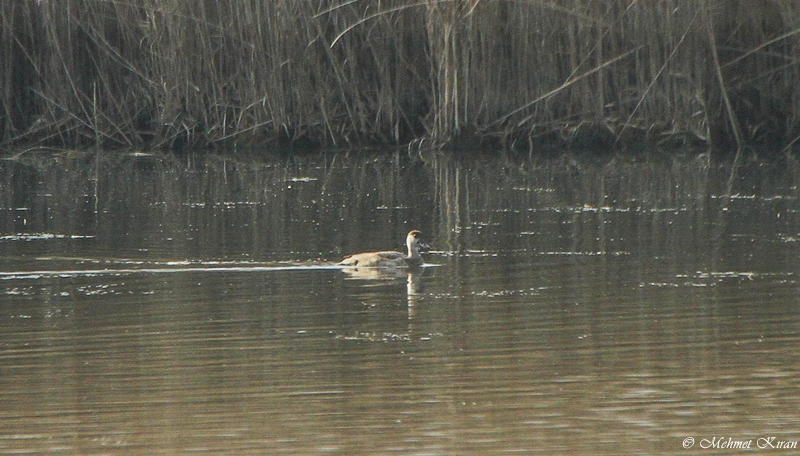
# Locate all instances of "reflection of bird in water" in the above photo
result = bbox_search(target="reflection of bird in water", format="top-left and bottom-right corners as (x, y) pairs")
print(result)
(339, 230), (430, 268)
(406, 269), (424, 320)
(341, 267), (426, 320)
(340, 267), (425, 294)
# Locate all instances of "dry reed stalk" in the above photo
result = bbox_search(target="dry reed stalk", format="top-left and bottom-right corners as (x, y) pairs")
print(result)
(1, 0), (799, 152)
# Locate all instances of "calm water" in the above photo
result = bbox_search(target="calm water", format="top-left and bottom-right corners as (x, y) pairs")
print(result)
(1, 149), (800, 454)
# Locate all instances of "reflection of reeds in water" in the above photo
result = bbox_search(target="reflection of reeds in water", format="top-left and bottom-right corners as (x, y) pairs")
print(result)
(428, 152), (725, 253)
(0, 150), (796, 263)
(2, 1), (799, 149)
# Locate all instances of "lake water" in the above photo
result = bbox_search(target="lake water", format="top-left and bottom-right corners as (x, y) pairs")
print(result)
(1, 149), (799, 454)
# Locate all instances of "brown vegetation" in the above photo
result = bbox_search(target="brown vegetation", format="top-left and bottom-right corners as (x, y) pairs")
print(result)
(1, 0), (799, 153)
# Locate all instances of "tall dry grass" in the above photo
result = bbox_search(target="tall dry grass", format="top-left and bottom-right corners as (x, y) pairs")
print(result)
(1, 0), (799, 152)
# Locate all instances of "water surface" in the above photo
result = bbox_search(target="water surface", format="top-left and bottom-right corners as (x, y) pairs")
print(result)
(1, 150), (799, 454)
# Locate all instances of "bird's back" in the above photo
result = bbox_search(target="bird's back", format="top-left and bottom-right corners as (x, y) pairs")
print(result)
(339, 251), (407, 268)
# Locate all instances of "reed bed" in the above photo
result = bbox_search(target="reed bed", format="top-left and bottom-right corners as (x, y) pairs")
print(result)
(1, 0), (799, 153)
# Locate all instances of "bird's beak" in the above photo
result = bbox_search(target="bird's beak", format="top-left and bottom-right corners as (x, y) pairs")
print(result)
(418, 239), (431, 253)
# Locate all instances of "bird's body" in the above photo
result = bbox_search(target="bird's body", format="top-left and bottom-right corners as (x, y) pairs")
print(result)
(339, 230), (430, 268)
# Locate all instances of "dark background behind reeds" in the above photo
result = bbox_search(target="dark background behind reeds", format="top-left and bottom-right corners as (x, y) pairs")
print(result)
(2, 0), (799, 153)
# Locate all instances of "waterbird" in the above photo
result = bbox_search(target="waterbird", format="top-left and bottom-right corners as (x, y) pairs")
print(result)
(339, 230), (430, 268)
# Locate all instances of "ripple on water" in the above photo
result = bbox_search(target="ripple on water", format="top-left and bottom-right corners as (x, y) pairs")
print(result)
(0, 233), (95, 241)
